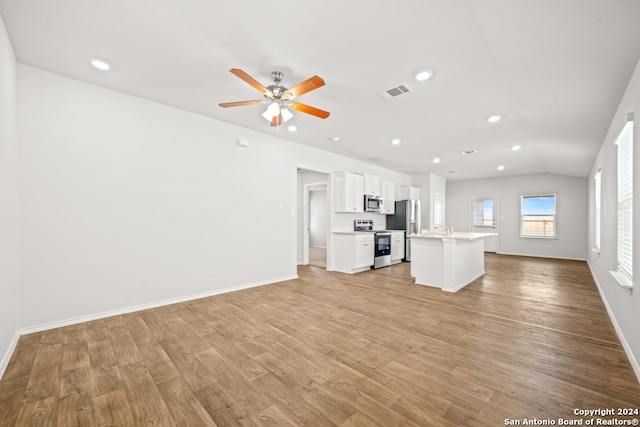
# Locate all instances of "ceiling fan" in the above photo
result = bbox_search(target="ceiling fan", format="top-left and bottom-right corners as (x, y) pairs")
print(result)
(219, 69), (330, 126)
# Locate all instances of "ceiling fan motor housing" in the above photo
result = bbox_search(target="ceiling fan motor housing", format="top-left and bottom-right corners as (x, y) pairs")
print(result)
(266, 84), (287, 99)
(267, 71), (288, 99)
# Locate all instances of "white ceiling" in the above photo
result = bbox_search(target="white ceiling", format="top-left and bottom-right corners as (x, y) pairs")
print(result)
(2, 0), (640, 181)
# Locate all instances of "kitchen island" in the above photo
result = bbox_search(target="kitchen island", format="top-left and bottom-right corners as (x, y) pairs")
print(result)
(410, 232), (496, 292)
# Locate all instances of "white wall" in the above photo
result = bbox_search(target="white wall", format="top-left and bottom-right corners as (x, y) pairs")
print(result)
(309, 190), (328, 248)
(447, 173), (588, 260)
(0, 14), (20, 376)
(17, 65), (293, 328)
(16, 65), (411, 334)
(587, 55), (640, 381)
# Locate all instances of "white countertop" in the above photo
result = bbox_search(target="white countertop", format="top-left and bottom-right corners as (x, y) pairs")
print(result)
(333, 231), (375, 235)
(413, 232), (496, 241)
(332, 230), (405, 235)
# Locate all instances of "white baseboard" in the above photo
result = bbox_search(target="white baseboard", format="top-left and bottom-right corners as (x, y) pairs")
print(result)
(0, 331), (21, 380)
(1, 274), (297, 379)
(496, 251), (586, 262)
(587, 260), (640, 383)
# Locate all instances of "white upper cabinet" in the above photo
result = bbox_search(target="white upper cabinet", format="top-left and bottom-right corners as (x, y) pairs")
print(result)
(334, 172), (365, 213)
(363, 174), (381, 196)
(399, 185), (421, 200)
(381, 180), (396, 214)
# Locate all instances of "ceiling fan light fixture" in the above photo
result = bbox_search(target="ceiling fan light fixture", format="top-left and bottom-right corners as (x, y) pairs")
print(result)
(281, 108), (293, 122)
(262, 102), (281, 121)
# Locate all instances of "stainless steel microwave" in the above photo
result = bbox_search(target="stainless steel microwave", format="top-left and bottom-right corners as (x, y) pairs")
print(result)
(364, 195), (383, 212)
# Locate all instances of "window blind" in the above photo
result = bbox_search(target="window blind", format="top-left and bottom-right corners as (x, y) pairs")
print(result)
(616, 120), (633, 279)
(594, 169), (601, 251)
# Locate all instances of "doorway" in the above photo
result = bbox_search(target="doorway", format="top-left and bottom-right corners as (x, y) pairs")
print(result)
(297, 169), (331, 269)
(308, 185), (328, 267)
(470, 196), (498, 252)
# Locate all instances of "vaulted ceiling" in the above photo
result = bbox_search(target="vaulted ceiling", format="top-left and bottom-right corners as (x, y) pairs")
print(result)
(2, 0), (640, 180)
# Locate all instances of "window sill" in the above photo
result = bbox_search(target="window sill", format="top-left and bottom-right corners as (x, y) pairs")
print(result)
(520, 235), (557, 240)
(610, 270), (634, 290)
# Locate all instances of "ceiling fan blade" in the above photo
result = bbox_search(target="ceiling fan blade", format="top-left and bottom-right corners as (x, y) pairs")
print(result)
(219, 100), (265, 108)
(282, 75), (325, 99)
(288, 102), (330, 119)
(270, 113), (283, 127)
(229, 68), (274, 98)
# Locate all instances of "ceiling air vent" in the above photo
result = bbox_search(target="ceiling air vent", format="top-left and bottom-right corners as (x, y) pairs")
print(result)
(377, 83), (413, 100)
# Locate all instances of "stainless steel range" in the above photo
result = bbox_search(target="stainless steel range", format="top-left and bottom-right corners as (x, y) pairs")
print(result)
(354, 220), (392, 269)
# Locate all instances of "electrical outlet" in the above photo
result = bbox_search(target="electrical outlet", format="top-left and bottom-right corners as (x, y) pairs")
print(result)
(209, 267), (216, 277)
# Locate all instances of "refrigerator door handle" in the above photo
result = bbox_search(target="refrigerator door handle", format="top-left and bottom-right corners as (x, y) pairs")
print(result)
(409, 201), (415, 224)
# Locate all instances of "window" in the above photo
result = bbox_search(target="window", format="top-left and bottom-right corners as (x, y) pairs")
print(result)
(473, 198), (495, 227)
(593, 169), (602, 253)
(521, 195), (556, 238)
(612, 116), (633, 288)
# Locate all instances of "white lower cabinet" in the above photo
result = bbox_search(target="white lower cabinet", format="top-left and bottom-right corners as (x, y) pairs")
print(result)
(391, 231), (405, 263)
(333, 233), (374, 273)
(355, 235), (375, 269)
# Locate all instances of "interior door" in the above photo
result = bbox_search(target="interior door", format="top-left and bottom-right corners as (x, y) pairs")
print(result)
(470, 196), (498, 252)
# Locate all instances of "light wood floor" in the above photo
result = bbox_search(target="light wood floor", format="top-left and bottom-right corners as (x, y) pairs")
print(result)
(1, 254), (639, 426)
(308, 247), (327, 268)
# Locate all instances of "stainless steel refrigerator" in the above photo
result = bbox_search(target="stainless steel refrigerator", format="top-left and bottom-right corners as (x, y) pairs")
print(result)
(385, 199), (421, 261)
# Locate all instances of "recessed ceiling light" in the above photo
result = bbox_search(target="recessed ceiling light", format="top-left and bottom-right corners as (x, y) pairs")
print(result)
(497, 165), (506, 171)
(287, 125), (297, 132)
(447, 170), (456, 174)
(415, 70), (433, 81)
(391, 138), (401, 145)
(511, 145), (522, 151)
(90, 59), (111, 71)
(432, 157), (441, 164)
(488, 115), (502, 123)
(329, 136), (340, 142)
(461, 149), (477, 155)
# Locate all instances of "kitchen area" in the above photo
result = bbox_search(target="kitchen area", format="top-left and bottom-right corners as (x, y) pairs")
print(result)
(298, 170), (493, 292)
(330, 171), (426, 273)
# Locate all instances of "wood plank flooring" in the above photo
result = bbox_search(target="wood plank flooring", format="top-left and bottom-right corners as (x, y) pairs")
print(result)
(1, 254), (639, 426)
(308, 247), (327, 268)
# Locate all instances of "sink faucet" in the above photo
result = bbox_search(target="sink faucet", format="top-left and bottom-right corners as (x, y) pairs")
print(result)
(445, 227), (454, 236)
